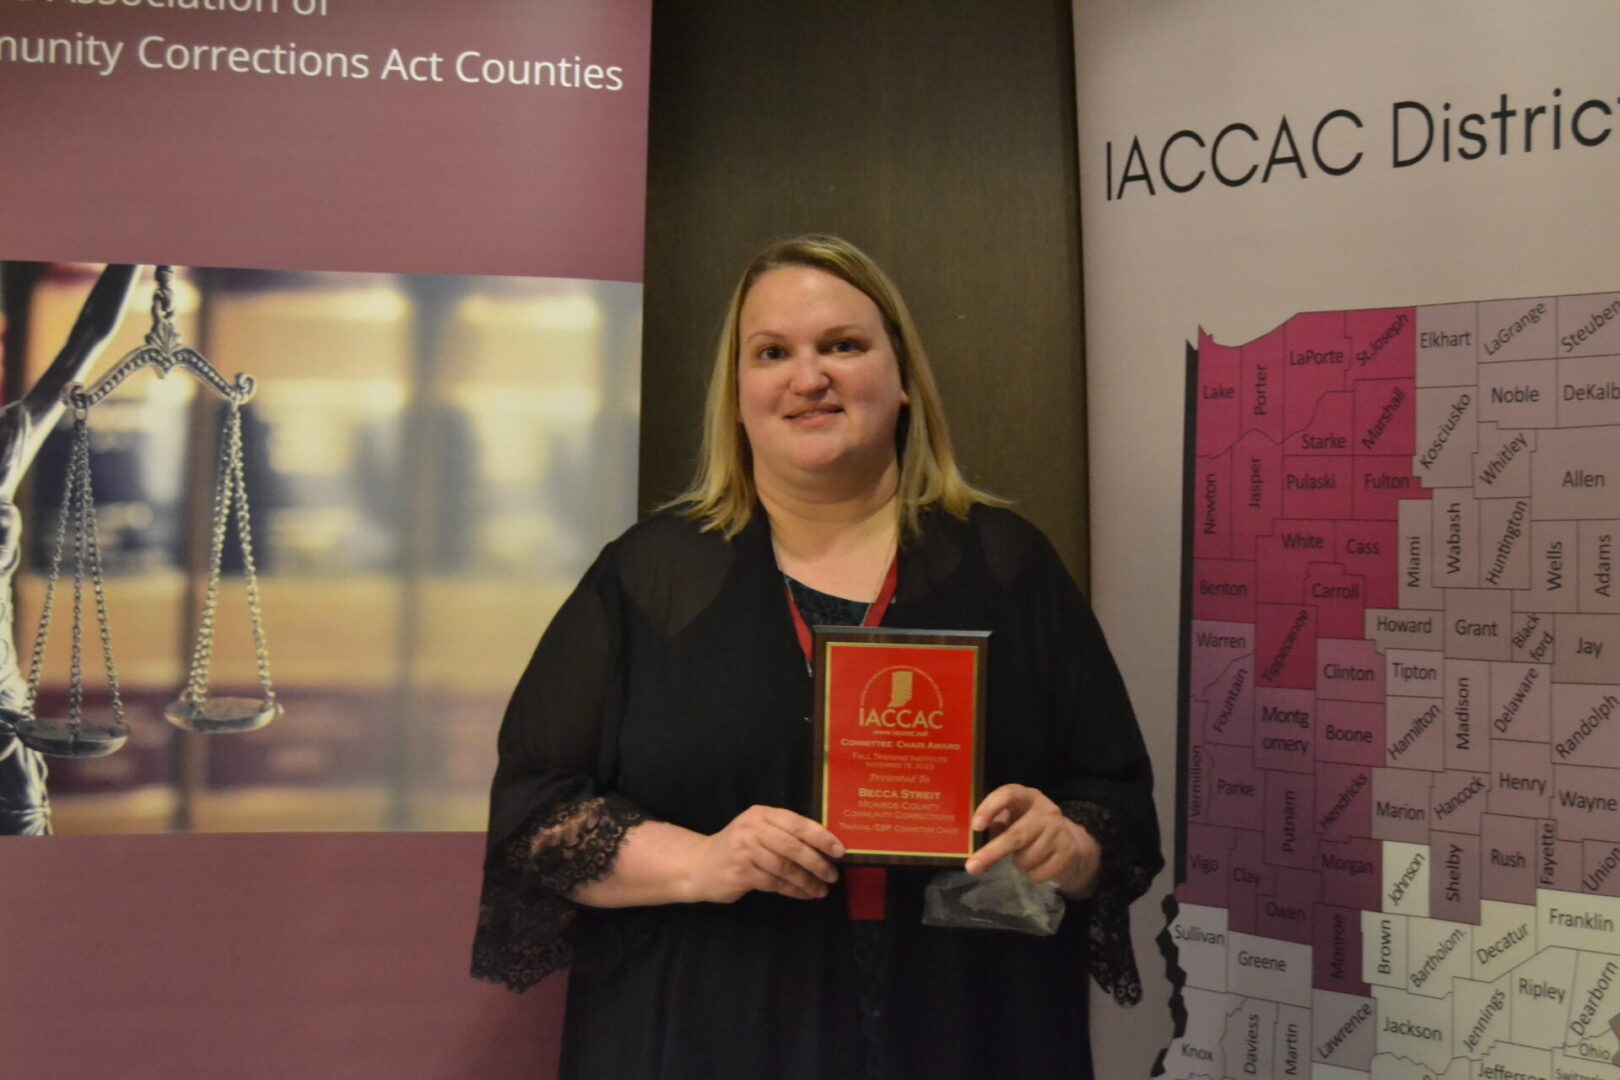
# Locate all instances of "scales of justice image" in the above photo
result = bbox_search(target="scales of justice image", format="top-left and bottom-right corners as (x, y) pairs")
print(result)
(0, 264), (278, 836)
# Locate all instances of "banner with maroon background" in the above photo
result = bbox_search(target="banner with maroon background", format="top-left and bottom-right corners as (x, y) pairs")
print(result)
(1, 1), (649, 1075)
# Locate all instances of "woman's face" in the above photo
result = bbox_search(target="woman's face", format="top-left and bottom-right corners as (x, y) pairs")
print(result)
(736, 266), (908, 492)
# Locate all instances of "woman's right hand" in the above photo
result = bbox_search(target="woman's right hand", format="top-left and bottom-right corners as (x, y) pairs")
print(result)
(683, 805), (845, 903)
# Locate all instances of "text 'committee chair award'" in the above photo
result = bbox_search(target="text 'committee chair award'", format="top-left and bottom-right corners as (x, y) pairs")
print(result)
(810, 627), (987, 865)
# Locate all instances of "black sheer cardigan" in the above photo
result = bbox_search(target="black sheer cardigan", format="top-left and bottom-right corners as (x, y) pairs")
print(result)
(472, 505), (1162, 1074)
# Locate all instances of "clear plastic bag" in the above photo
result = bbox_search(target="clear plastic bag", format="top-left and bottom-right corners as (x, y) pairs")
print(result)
(921, 857), (1066, 936)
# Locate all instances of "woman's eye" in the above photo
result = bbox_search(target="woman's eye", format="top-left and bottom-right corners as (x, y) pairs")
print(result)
(828, 339), (860, 354)
(759, 345), (786, 361)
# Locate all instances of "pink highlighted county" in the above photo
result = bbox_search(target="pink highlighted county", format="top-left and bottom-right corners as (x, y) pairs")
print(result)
(1255, 602), (1317, 689)
(1193, 451), (1234, 560)
(1334, 521), (1399, 609)
(1197, 330), (1244, 456)
(1317, 836), (1382, 912)
(1204, 744), (1265, 830)
(1256, 866), (1320, 945)
(1314, 902), (1370, 995)
(1255, 519), (1337, 605)
(1345, 307), (1416, 383)
(1316, 638), (1385, 702)
(1281, 455), (1353, 518)
(1201, 654), (1255, 748)
(1226, 827), (1268, 935)
(1283, 311), (1353, 433)
(1480, 814), (1536, 904)
(1304, 564), (1368, 639)
(1315, 762), (1374, 843)
(1316, 699), (1384, 767)
(1265, 772), (1316, 866)
(1351, 455), (1424, 521)
(1189, 619), (1255, 691)
(1353, 378), (1416, 456)
(1231, 429), (1283, 560)
(1285, 389), (1354, 457)
(1242, 325), (1286, 443)
(1182, 823), (1234, 908)
(1192, 559), (1255, 622)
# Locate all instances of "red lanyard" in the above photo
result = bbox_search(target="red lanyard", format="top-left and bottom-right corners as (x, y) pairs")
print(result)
(783, 553), (898, 921)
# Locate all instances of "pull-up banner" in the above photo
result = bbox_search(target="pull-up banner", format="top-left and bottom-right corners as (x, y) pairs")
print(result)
(1074, 3), (1620, 1079)
(1, 2), (649, 1077)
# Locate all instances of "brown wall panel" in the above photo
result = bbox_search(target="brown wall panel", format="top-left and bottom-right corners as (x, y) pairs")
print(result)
(640, 0), (1090, 583)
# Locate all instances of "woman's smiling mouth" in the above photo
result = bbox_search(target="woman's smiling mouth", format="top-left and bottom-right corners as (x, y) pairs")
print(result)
(787, 406), (843, 422)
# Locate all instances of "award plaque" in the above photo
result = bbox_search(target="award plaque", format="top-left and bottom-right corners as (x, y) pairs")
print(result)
(809, 627), (988, 865)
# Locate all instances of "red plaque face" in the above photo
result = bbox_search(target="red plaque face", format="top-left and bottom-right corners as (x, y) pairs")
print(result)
(812, 629), (987, 864)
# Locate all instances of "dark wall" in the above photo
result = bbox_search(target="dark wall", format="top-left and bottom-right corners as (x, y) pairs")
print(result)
(639, 0), (1091, 584)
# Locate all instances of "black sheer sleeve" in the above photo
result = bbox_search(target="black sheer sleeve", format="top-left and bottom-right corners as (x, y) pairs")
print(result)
(987, 512), (1163, 1006)
(1061, 798), (1159, 1005)
(471, 546), (646, 992)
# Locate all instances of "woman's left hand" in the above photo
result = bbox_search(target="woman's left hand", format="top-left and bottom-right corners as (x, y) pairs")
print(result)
(964, 784), (1100, 899)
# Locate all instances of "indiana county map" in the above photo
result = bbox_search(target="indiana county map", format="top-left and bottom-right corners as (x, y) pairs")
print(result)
(1167, 292), (1620, 1080)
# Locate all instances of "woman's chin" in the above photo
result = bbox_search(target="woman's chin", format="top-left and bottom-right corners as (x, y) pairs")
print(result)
(760, 451), (897, 494)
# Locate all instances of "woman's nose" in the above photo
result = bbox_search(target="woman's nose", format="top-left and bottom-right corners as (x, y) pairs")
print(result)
(787, 353), (831, 394)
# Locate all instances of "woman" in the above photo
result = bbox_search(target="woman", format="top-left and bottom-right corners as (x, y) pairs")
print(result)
(474, 235), (1161, 1079)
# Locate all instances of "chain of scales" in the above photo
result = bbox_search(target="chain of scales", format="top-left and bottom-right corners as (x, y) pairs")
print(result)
(0, 266), (279, 758)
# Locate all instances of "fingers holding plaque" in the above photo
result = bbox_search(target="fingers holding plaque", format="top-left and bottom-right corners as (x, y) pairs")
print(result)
(809, 627), (987, 866)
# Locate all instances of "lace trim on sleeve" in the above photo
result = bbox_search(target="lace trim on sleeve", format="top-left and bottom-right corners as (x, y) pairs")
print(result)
(472, 791), (647, 992)
(1062, 800), (1157, 1007)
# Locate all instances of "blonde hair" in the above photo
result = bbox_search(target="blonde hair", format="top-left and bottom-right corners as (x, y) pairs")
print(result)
(671, 234), (999, 537)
